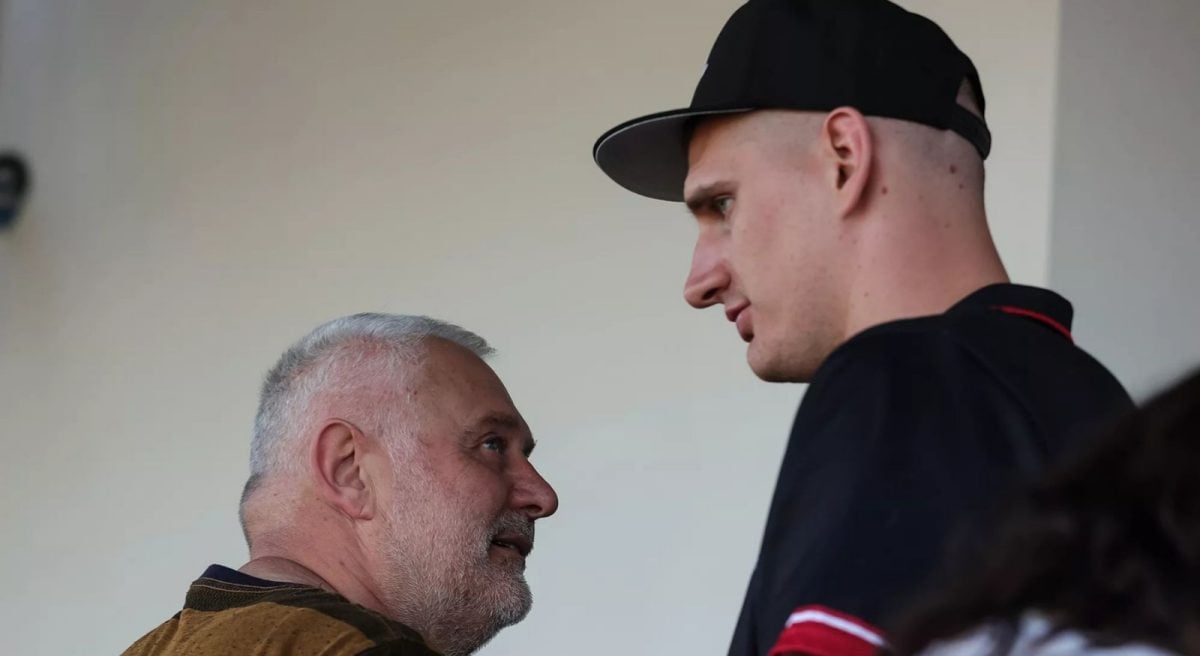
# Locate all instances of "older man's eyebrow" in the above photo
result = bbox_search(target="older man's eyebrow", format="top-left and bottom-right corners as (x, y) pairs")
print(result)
(462, 412), (521, 436)
(461, 411), (536, 456)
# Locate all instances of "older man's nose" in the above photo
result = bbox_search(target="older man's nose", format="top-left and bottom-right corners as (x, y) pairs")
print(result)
(513, 461), (559, 520)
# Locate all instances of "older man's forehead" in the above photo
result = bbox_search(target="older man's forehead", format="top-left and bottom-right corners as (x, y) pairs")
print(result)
(467, 409), (525, 432)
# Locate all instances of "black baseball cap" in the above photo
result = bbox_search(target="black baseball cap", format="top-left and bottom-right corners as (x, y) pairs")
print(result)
(592, 0), (991, 202)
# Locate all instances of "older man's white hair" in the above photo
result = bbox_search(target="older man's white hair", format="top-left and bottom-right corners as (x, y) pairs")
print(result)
(239, 313), (494, 538)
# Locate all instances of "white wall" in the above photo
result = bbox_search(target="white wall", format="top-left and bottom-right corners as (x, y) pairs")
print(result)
(905, 0), (1063, 287)
(1049, 0), (1200, 398)
(0, 2), (1061, 654)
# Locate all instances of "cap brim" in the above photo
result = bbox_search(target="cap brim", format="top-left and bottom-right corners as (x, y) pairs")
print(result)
(593, 107), (753, 202)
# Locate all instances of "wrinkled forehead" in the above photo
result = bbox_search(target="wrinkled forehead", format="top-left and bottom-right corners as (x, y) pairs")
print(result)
(409, 339), (528, 431)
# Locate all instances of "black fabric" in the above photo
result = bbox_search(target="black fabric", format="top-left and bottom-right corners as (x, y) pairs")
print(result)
(200, 564), (293, 588)
(727, 284), (1133, 656)
(593, 0), (991, 202)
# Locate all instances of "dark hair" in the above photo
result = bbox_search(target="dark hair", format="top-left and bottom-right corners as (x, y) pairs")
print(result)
(889, 368), (1200, 655)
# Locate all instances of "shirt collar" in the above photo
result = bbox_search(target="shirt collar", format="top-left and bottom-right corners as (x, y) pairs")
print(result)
(818, 283), (1078, 379)
(948, 283), (1074, 332)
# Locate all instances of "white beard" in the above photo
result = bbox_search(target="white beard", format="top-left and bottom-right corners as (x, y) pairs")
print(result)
(377, 468), (533, 656)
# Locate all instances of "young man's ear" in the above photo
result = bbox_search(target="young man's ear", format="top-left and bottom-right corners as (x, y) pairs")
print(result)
(821, 106), (874, 217)
(310, 419), (375, 520)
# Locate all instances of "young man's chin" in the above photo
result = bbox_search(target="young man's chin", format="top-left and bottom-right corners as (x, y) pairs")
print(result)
(747, 343), (783, 382)
(748, 341), (814, 384)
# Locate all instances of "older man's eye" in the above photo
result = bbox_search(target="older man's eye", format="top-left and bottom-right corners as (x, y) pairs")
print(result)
(482, 436), (507, 453)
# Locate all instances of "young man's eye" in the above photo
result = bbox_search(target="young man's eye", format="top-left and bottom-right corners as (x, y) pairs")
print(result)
(713, 196), (734, 217)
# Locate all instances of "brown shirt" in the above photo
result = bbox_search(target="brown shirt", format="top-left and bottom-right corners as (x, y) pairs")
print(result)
(123, 565), (438, 656)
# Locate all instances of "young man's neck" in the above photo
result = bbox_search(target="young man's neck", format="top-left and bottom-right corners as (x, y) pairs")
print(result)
(840, 203), (1008, 341)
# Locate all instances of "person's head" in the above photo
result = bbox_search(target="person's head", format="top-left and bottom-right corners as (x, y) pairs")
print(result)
(594, 0), (1001, 382)
(240, 313), (558, 656)
(889, 367), (1200, 655)
(681, 83), (986, 381)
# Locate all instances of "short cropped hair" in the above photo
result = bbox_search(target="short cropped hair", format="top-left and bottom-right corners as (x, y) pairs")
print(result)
(238, 313), (493, 536)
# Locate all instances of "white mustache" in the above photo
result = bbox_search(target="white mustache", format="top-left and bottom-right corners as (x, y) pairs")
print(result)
(489, 515), (535, 551)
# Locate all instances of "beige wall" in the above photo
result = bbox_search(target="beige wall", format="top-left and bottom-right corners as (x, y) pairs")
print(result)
(1050, 0), (1200, 398)
(0, 2), (1062, 654)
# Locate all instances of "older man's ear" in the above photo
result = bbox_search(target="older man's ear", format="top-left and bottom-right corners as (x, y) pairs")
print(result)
(311, 419), (375, 521)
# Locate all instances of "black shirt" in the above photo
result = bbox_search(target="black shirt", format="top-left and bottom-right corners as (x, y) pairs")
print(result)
(727, 284), (1132, 656)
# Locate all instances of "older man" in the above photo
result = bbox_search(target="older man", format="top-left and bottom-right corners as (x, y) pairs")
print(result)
(123, 314), (558, 656)
(593, 1), (1131, 655)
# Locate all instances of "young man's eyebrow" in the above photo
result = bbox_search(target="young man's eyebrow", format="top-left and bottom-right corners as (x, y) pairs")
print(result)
(684, 181), (728, 215)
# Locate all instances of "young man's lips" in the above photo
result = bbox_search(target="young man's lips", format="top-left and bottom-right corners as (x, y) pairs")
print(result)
(735, 311), (753, 342)
(727, 305), (753, 342)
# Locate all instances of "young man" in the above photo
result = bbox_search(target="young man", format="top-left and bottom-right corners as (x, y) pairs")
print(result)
(592, 2), (1131, 655)
(122, 314), (558, 656)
